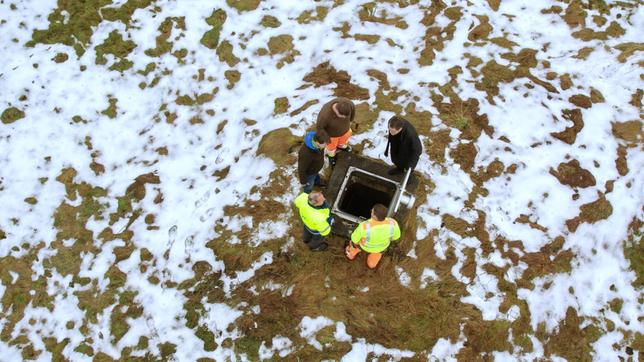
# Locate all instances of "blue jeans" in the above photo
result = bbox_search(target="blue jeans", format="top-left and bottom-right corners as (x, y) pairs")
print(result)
(303, 174), (321, 193)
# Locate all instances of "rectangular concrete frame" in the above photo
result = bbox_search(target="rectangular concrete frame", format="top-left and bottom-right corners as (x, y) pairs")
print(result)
(325, 152), (419, 239)
(332, 167), (398, 223)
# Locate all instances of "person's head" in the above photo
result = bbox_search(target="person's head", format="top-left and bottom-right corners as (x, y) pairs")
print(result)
(313, 130), (330, 148)
(371, 203), (388, 221)
(332, 100), (352, 119)
(308, 191), (326, 206)
(388, 116), (404, 136)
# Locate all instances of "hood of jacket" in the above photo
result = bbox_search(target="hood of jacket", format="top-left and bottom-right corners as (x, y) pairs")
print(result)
(304, 131), (321, 152)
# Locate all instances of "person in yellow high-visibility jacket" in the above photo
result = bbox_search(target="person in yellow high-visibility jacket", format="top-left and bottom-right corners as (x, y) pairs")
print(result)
(294, 191), (333, 251)
(345, 203), (401, 269)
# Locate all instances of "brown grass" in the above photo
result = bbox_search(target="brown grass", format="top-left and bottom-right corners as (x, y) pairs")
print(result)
(433, 91), (493, 141)
(541, 307), (599, 361)
(303, 62), (370, 100)
(256, 128), (300, 167)
(9, 2), (640, 359)
(199, 171), (495, 358)
(566, 193), (613, 232)
(549, 159), (597, 188)
(551, 108), (584, 145)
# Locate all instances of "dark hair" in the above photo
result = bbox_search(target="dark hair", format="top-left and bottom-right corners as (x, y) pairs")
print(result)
(372, 204), (388, 220)
(314, 130), (330, 144)
(335, 100), (352, 117)
(388, 116), (404, 130)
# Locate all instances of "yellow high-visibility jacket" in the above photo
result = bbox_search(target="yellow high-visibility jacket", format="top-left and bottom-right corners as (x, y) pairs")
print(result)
(294, 193), (331, 236)
(351, 218), (401, 253)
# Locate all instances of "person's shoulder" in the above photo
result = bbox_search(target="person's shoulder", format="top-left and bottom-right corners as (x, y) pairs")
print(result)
(317, 100), (333, 116)
(404, 120), (419, 134)
(298, 144), (313, 158)
(322, 98), (336, 107)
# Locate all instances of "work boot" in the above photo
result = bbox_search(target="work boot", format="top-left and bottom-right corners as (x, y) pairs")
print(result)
(310, 242), (328, 251)
(387, 167), (403, 175)
(327, 155), (337, 166)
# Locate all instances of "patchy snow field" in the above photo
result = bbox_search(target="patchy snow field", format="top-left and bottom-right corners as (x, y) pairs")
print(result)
(0, 0), (642, 361)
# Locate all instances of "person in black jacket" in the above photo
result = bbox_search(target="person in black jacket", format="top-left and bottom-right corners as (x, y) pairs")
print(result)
(384, 116), (422, 175)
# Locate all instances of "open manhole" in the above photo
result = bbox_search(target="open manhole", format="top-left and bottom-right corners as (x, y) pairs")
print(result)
(326, 152), (419, 238)
(334, 167), (398, 221)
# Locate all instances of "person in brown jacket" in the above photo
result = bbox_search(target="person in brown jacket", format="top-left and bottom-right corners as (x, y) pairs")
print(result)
(298, 130), (330, 193)
(316, 97), (355, 165)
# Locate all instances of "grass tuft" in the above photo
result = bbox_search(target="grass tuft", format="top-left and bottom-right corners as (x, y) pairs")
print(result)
(256, 128), (299, 166)
(27, 0), (151, 56)
(201, 9), (226, 49)
(1, 107), (25, 124)
(95, 31), (136, 72)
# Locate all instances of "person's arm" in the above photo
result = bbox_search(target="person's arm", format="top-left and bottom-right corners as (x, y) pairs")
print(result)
(319, 218), (331, 236)
(408, 133), (422, 170)
(384, 136), (391, 157)
(350, 224), (364, 245)
(294, 193), (306, 209)
(392, 220), (401, 241)
(297, 151), (309, 184)
(316, 104), (329, 132)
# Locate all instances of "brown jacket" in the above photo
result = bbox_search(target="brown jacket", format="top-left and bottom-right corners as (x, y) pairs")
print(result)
(315, 97), (355, 137)
(298, 134), (325, 184)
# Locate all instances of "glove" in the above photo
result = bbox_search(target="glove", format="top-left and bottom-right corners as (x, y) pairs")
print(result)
(327, 155), (336, 166)
(327, 216), (334, 225)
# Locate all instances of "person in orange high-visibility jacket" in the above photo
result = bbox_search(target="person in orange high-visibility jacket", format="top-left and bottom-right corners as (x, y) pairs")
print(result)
(294, 191), (333, 251)
(345, 203), (401, 269)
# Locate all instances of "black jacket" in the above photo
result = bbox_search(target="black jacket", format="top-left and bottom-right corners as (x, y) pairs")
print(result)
(385, 119), (422, 170)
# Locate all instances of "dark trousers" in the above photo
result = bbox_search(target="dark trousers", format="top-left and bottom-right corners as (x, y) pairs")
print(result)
(302, 226), (324, 249)
(303, 174), (321, 193)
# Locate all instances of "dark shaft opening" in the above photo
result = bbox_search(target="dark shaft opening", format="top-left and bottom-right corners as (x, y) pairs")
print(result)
(340, 183), (393, 219)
